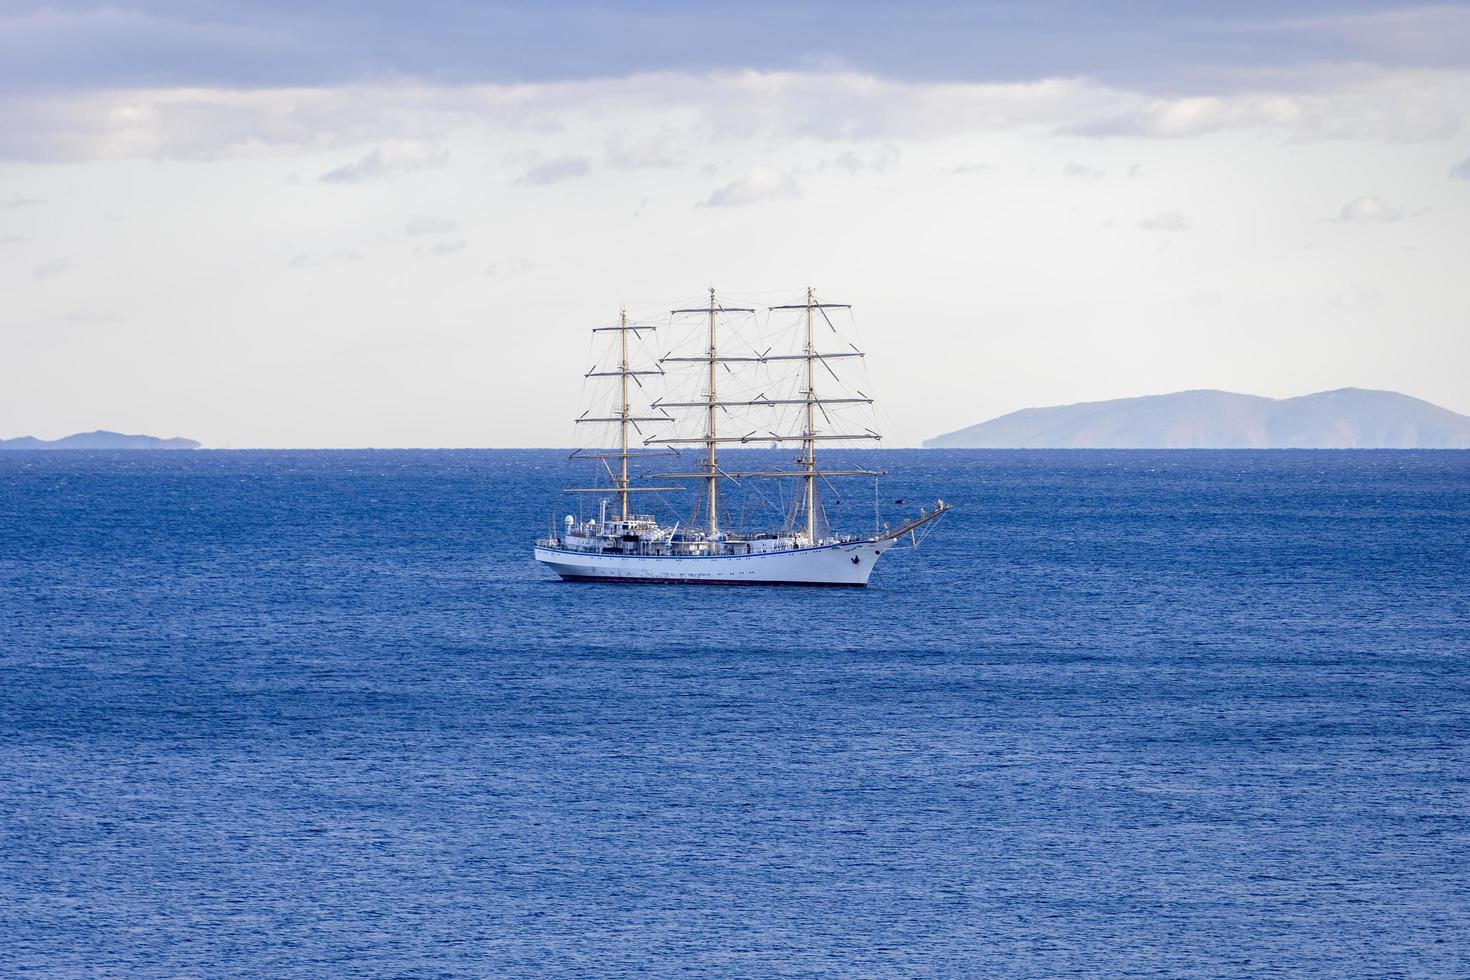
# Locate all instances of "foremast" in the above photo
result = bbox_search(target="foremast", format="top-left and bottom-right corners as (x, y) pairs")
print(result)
(768, 288), (862, 544)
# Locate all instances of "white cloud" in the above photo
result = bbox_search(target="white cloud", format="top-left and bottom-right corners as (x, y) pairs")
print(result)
(405, 215), (458, 235)
(1064, 161), (1103, 179)
(1066, 68), (1469, 141)
(6, 58), (1470, 447)
(50, 309), (121, 325)
(1451, 156), (1470, 179)
(33, 256), (71, 278)
(516, 156), (591, 185)
(320, 140), (447, 184)
(485, 258), (534, 279)
(1139, 211), (1190, 231)
(605, 134), (678, 169)
(3, 66), (1468, 165)
(824, 145), (900, 174)
(287, 251), (362, 268)
(430, 239), (466, 256)
(1329, 285), (1384, 310)
(1334, 194), (1404, 223)
(702, 166), (801, 207)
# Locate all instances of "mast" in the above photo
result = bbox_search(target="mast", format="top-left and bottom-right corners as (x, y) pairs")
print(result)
(803, 285), (816, 542)
(568, 317), (680, 501)
(705, 287), (719, 535)
(662, 289), (753, 534)
(618, 308), (630, 520)
(654, 290), (863, 532)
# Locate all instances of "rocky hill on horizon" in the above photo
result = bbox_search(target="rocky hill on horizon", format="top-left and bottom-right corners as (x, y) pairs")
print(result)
(925, 388), (1470, 449)
(0, 430), (201, 450)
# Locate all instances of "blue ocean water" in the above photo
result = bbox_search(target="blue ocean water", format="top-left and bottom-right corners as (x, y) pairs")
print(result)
(1, 449), (1467, 976)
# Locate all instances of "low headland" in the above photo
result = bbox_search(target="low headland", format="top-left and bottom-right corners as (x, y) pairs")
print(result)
(925, 388), (1470, 449)
(0, 430), (201, 450)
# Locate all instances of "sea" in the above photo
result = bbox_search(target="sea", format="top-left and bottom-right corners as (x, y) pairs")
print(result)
(1, 449), (1466, 977)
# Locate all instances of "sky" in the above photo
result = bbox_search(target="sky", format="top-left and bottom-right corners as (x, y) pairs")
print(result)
(2, 0), (1469, 447)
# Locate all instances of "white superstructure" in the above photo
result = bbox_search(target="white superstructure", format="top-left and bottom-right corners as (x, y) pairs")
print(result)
(532, 288), (947, 586)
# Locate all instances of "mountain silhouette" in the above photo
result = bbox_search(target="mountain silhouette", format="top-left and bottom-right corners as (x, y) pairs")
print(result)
(925, 388), (1470, 449)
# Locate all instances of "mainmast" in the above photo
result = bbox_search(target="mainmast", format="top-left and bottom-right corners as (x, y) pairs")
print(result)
(661, 288), (754, 535)
(706, 288), (718, 534)
(619, 308), (631, 519)
(803, 286), (816, 542)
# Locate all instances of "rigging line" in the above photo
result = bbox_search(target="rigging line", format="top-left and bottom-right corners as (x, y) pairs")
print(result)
(737, 469), (781, 518)
(818, 305), (838, 334)
(874, 474), (881, 535)
(817, 470), (844, 504)
(710, 465), (744, 488)
(784, 479), (801, 534)
(738, 483), (762, 533)
(842, 308), (908, 448)
(653, 489), (681, 526)
(911, 509), (948, 549)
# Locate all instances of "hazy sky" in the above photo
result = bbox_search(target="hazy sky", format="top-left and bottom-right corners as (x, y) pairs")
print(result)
(3, 1), (1468, 447)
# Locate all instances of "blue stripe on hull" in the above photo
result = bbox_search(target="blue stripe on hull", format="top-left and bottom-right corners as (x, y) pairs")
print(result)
(554, 574), (866, 588)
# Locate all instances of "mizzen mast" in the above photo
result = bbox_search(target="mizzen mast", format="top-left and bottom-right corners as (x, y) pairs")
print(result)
(568, 313), (679, 503)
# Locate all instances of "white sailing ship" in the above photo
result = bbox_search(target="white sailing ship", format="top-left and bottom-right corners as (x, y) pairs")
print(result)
(533, 288), (948, 585)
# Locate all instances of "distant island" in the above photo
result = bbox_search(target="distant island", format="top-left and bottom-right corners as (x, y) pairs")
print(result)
(0, 430), (201, 450)
(925, 388), (1470, 449)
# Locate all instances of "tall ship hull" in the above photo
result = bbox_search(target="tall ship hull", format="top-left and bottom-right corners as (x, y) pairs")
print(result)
(532, 287), (947, 587)
(534, 537), (897, 586)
